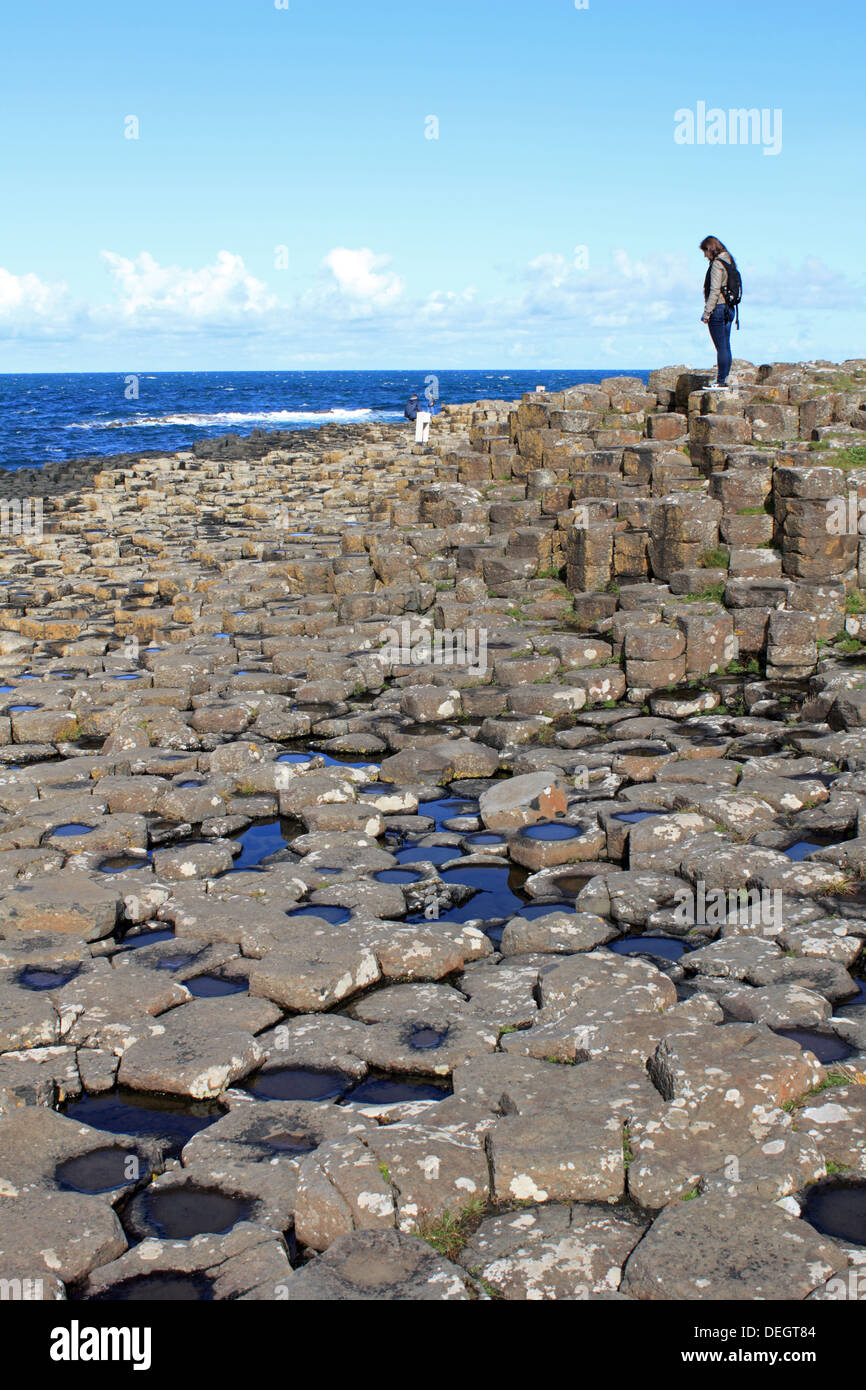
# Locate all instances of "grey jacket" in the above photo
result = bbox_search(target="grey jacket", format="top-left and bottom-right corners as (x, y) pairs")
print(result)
(703, 254), (732, 320)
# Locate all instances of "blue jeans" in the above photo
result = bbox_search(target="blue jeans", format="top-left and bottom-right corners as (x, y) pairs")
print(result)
(707, 305), (734, 385)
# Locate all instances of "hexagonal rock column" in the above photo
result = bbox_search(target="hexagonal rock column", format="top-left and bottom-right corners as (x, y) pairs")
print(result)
(773, 465), (857, 583)
(674, 609), (737, 677)
(623, 622), (686, 691)
(765, 609), (817, 679)
(565, 521), (616, 593)
(647, 494), (723, 582)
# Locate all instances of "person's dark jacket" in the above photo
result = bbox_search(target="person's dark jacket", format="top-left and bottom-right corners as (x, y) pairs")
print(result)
(404, 397), (420, 421)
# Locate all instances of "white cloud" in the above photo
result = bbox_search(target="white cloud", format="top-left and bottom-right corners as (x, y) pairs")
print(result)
(98, 250), (277, 328)
(0, 244), (862, 366)
(321, 247), (404, 308)
(0, 267), (77, 338)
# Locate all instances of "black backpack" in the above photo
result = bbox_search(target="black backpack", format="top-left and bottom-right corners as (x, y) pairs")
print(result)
(706, 256), (743, 329)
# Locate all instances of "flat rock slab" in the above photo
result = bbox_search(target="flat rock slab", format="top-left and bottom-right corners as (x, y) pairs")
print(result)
(0, 876), (122, 941)
(281, 1228), (472, 1300)
(117, 1011), (264, 1099)
(797, 1083), (866, 1169)
(0, 980), (59, 1050)
(454, 1054), (661, 1124)
(479, 772), (572, 834)
(365, 1126), (490, 1232)
(649, 1023), (822, 1119)
(0, 1189), (127, 1284)
(489, 1104), (625, 1203)
(621, 1194), (845, 1300)
(78, 1221), (291, 1301)
(459, 1202), (646, 1299)
(501, 912), (618, 956)
(248, 936), (380, 1012)
(55, 964), (189, 1046)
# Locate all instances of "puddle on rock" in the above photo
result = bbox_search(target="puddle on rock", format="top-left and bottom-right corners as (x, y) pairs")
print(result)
(542, 871), (595, 898)
(18, 965), (80, 991)
(612, 811), (662, 824)
(136, 1187), (252, 1240)
(422, 863), (529, 924)
(242, 1067), (352, 1102)
(51, 823), (95, 837)
(609, 936), (688, 962)
(63, 1088), (224, 1157)
(407, 1026), (448, 1050)
(228, 818), (297, 871)
(773, 1028), (854, 1064)
(374, 869), (423, 885)
(803, 1179), (866, 1246)
(56, 1146), (150, 1194)
(342, 1074), (451, 1105)
(86, 1272), (214, 1301)
(261, 1129), (318, 1155)
(521, 822), (583, 841)
(185, 974), (248, 998)
(286, 904), (351, 925)
(115, 926), (175, 951)
(518, 900), (578, 919)
(98, 854), (152, 874)
(395, 845), (457, 867)
(417, 797), (479, 830)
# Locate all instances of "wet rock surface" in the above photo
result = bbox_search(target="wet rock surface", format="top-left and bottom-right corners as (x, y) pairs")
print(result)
(2, 360), (866, 1299)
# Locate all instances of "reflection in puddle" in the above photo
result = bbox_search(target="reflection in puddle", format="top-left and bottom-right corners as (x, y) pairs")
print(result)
(609, 936), (687, 962)
(343, 1075), (450, 1105)
(185, 974), (247, 998)
(64, 1088), (223, 1157)
(242, 1067), (352, 1102)
(56, 1146), (150, 1194)
(18, 965), (80, 991)
(136, 1187), (252, 1240)
(86, 1273), (214, 1301)
(773, 1028), (854, 1064)
(521, 823), (582, 841)
(803, 1179), (866, 1246)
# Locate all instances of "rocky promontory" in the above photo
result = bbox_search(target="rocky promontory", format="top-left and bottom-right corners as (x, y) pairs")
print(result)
(1, 358), (866, 1302)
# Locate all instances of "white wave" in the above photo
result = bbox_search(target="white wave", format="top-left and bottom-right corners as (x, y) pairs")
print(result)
(65, 407), (383, 430)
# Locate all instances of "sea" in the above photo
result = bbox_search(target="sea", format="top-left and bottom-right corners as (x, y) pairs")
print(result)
(0, 370), (649, 471)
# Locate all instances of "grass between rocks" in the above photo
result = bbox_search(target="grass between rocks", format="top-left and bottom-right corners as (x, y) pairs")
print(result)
(808, 443), (866, 467)
(415, 1197), (487, 1261)
(784, 1069), (860, 1114)
(685, 585), (726, 603)
(700, 548), (730, 569)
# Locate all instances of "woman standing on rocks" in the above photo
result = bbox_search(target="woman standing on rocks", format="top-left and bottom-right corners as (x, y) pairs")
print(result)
(700, 235), (737, 390)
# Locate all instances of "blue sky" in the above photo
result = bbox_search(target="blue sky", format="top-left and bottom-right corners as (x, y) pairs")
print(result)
(0, 0), (863, 370)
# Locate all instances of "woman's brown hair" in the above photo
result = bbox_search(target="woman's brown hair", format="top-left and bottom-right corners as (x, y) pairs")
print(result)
(700, 236), (729, 259)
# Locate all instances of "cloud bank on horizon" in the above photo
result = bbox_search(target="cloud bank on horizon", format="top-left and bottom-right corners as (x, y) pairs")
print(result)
(0, 0), (863, 371)
(1, 245), (861, 371)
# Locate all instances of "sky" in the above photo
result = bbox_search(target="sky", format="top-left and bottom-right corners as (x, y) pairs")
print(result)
(0, 0), (863, 372)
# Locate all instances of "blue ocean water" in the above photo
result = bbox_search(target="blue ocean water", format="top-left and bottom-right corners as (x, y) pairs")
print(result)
(0, 369), (649, 471)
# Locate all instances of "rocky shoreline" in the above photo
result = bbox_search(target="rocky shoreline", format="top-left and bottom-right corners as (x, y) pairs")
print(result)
(1, 357), (866, 1302)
